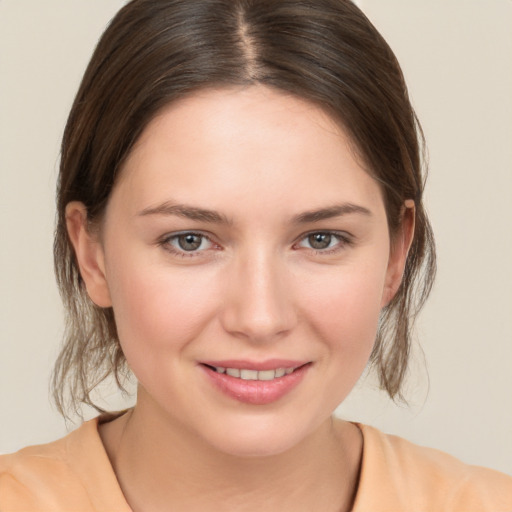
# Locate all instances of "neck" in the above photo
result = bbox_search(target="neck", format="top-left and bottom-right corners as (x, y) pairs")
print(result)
(99, 397), (362, 512)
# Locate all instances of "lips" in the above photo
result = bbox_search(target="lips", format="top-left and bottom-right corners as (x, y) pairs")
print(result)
(213, 366), (294, 381)
(200, 360), (311, 405)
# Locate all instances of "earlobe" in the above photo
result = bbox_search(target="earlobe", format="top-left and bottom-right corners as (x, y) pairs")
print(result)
(381, 200), (415, 307)
(65, 201), (112, 308)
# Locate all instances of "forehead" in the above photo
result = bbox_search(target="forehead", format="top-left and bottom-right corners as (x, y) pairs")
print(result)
(112, 85), (385, 221)
(129, 85), (353, 164)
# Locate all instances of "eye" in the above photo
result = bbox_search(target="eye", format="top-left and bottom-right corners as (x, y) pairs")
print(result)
(161, 232), (215, 255)
(296, 231), (351, 253)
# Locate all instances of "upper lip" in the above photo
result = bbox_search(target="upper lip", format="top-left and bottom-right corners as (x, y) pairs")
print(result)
(200, 359), (309, 371)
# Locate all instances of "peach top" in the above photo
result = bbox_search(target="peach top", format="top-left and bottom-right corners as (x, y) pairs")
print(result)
(1, 415), (511, 511)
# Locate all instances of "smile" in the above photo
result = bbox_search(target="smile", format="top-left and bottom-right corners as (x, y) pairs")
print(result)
(201, 361), (311, 405)
(209, 366), (296, 381)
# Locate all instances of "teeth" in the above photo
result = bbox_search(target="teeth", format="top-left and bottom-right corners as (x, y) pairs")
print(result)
(226, 368), (240, 377)
(213, 366), (296, 381)
(258, 370), (276, 381)
(240, 369), (258, 380)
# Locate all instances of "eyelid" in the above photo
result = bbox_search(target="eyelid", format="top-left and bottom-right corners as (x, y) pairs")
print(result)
(293, 230), (354, 253)
(158, 230), (220, 257)
(157, 229), (353, 258)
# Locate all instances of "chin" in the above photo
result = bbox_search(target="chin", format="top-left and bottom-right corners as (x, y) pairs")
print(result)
(209, 431), (302, 458)
(196, 411), (323, 458)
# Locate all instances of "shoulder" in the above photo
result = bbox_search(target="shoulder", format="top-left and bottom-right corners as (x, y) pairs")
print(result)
(0, 428), (77, 510)
(0, 416), (130, 511)
(353, 423), (512, 512)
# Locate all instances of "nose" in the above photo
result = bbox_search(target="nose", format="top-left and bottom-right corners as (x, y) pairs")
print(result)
(220, 250), (297, 343)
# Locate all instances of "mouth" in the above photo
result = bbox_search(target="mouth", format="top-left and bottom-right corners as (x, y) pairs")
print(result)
(200, 361), (311, 405)
(202, 364), (302, 381)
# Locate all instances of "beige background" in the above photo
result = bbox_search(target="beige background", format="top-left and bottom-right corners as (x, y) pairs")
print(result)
(1, 1), (511, 474)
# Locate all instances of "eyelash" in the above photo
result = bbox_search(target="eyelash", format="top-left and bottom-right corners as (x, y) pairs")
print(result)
(158, 232), (218, 258)
(296, 231), (353, 255)
(158, 230), (353, 258)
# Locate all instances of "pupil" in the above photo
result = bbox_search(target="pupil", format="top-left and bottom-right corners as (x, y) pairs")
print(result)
(309, 233), (331, 249)
(178, 234), (202, 251)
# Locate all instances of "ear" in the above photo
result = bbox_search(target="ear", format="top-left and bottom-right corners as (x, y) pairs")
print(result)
(65, 201), (112, 308)
(381, 200), (415, 307)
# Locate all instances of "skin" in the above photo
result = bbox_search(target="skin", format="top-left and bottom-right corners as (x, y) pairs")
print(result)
(66, 85), (414, 512)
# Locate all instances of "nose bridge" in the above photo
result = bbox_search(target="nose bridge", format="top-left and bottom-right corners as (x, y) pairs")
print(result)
(221, 245), (296, 341)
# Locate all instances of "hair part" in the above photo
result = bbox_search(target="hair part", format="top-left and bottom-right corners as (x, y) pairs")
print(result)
(53, 0), (436, 417)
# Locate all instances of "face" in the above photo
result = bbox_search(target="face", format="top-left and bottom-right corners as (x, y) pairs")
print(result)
(70, 86), (409, 457)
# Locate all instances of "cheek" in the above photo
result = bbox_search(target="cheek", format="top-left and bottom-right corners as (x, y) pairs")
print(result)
(106, 258), (219, 365)
(298, 260), (387, 353)
(298, 264), (386, 405)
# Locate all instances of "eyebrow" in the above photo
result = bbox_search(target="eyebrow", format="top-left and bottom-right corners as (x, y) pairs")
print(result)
(138, 201), (231, 224)
(292, 203), (372, 224)
(138, 201), (372, 224)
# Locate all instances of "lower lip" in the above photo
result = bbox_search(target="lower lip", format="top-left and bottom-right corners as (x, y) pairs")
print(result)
(201, 364), (310, 405)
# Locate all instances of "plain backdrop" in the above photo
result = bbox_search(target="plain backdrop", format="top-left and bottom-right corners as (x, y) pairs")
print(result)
(1, 1), (511, 475)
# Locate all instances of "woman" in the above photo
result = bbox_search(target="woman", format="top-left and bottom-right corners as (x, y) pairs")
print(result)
(1, 1), (511, 510)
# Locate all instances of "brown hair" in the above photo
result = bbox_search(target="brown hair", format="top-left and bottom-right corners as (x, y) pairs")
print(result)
(53, 0), (436, 416)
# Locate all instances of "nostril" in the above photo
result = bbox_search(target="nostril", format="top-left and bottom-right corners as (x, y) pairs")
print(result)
(219, 266), (297, 341)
